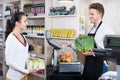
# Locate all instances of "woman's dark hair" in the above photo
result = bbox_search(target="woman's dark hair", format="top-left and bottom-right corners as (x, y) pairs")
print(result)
(5, 12), (26, 40)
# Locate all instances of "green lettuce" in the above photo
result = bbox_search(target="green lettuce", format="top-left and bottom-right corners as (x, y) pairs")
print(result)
(27, 60), (34, 69)
(27, 59), (45, 70)
(75, 35), (94, 53)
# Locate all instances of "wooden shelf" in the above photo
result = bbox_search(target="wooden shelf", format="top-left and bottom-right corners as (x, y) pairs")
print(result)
(30, 53), (45, 59)
(36, 54), (45, 59)
(0, 2), (3, 5)
(0, 46), (4, 50)
(51, 37), (75, 40)
(31, 72), (44, 79)
(49, 14), (77, 18)
(0, 33), (4, 35)
(5, 16), (11, 20)
(0, 18), (3, 20)
(5, 0), (20, 3)
(27, 15), (45, 19)
(0, 41), (3, 43)
(0, 61), (3, 64)
(25, 35), (45, 39)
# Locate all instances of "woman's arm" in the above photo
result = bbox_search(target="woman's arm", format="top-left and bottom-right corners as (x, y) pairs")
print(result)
(5, 39), (29, 74)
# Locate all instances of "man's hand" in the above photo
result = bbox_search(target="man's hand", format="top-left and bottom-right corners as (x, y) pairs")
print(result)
(59, 41), (72, 47)
(81, 50), (94, 56)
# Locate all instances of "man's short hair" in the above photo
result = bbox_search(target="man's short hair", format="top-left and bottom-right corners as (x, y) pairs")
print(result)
(89, 3), (104, 17)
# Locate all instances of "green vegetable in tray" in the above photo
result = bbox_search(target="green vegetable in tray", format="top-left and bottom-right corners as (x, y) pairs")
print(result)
(27, 59), (45, 70)
(27, 60), (34, 69)
(75, 35), (94, 53)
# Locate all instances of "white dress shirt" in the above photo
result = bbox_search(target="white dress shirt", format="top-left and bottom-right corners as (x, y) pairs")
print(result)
(5, 33), (30, 80)
(89, 21), (115, 49)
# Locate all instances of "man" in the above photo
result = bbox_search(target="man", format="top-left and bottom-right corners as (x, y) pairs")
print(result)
(82, 3), (115, 80)
(61, 2), (115, 80)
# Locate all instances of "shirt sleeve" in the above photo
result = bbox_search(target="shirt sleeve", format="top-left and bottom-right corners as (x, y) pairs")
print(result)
(71, 42), (76, 51)
(5, 38), (29, 74)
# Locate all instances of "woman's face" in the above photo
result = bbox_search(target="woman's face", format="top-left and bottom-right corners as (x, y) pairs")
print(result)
(17, 15), (28, 30)
(89, 9), (100, 24)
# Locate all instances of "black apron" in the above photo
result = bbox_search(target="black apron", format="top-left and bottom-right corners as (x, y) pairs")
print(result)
(82, 21), (103, 80)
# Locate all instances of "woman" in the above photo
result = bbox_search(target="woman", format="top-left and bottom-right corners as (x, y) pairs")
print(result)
(5, 12), (37, 80)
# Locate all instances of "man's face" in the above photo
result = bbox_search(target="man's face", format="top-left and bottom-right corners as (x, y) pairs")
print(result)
(89, 9), (100, 24)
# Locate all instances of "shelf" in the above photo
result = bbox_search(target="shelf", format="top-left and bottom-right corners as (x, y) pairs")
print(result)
(0, 33), (3, 35)
(0, 18), (3, 20)
(31, 72), (44, 79)
(0, 61), (3, 64)
(5, 0), (20, 3)
(0, 47), (4, 50)
(36, 54), (45, 59)
(30, 53), (44, 59)
(27, 15), (45, 19)
(0, 2), (3, 5)
(25, 35), (45, 39)
(0, 41), (3, 43)
(51, 37), (75, 40)
(5, 16), (11, 20)
(49, 15), (77, 18)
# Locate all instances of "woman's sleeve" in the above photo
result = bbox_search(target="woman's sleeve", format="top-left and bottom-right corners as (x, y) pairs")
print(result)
(5, 39), (29, 74)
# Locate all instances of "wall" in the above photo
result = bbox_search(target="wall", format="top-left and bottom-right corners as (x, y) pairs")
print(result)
(49, 0), (80, 37)
(79, 0), (120, 34)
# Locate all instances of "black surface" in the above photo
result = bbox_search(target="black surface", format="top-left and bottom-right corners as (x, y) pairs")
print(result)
(48, 72), (82, 80)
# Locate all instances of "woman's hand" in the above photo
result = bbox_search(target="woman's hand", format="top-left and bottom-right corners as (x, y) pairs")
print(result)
(29, 56), (39, 60)
(80, 50), (94, 56)
(29, 69), (38, 73)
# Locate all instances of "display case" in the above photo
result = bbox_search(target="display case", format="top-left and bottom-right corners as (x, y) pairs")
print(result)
(21, 0), (46, 80)
(45, 1), (85, 80)
(0, 0), (86, 80)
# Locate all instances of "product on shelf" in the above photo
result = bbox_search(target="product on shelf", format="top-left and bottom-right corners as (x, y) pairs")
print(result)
(0, 12), (2, 18)
(5, 6), (11, 17)
(49, 5), (76, 16)
(22, 25), (45, 36)
(24, 3), (45, 16)
(13, 5), (19, 13)
(34, 45), (44, 54)
(28, 42), (44, 54)
(50, 28), (75, 38)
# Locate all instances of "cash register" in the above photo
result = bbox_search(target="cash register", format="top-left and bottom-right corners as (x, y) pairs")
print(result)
(93, 35), (120, 80)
